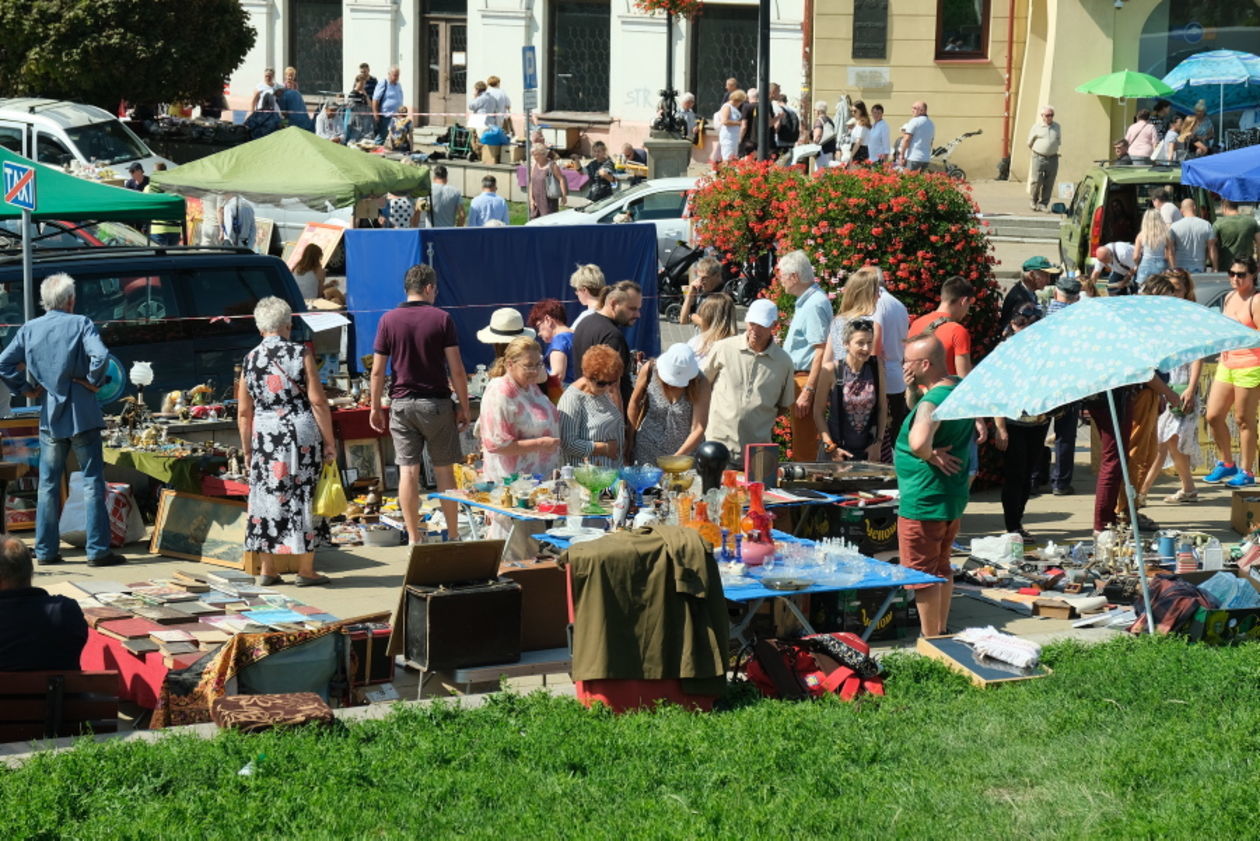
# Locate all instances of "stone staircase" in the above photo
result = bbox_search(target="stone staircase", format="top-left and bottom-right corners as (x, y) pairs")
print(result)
(982, 213), (1062, 242)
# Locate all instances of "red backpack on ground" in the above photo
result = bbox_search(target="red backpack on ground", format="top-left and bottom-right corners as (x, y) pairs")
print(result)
(743, 632), (885, 701)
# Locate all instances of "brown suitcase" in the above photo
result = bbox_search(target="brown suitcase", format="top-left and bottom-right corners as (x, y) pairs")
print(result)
(210, 692), (334, 732)
(404, 580), (522, 671)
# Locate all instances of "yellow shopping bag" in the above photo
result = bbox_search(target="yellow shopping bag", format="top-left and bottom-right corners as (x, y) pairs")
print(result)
(313, 463), (348, 518)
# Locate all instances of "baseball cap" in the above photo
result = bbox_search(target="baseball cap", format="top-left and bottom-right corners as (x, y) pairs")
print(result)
(1022, 256), (1062, 275)
(656, 343), (700, 388)
(746, 299), (779, 328)
(1056, 275), (1082, 295)
(128, 163), (144, 173)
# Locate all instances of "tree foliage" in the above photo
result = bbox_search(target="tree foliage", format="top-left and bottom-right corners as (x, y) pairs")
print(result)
(0, 0), (256, 108)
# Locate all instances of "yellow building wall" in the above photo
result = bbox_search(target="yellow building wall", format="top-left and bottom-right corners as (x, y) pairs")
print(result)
(815, 0), (1168, 197)
(814, 0), (1028, 181)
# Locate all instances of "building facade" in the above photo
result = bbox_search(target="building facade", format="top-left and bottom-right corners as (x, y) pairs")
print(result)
(814, 0), (1260, 191)
(231, 0), (805, 153)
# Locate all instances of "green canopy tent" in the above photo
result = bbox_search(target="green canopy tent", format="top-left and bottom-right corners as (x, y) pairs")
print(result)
(0, 147), (186, 321)
(0, 147), (186, 223)
(150, 127), (430, 209)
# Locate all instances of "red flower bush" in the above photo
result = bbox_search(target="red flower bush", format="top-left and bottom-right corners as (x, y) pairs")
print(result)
(634, 0), (704, 16)
(692, 163), (1001, 459)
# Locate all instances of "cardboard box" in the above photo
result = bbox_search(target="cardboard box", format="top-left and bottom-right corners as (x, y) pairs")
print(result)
(499, 560), (569, 651)
(1230, 489), (1260, 535)
(1032, 598), (1074, 620)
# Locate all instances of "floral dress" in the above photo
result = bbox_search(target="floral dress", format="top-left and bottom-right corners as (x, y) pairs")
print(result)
(632, 372), (694, 466)
(479, 375), (562, 481)
(243, 336), (323, 555)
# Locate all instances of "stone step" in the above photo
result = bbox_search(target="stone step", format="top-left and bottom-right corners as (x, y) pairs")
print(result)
(982, 214), (1062, 240)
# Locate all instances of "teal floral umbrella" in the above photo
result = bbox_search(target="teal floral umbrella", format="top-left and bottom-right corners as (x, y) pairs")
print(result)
(932, 295), (1260, 634)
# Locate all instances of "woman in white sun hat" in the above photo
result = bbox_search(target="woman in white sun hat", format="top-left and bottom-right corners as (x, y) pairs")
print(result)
(628, 342), (710, 466)
(476, 307), (536, 362)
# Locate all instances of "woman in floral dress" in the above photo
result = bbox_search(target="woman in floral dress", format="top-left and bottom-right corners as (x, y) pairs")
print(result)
(479, 337), (562, 482)
(237, 297), (337, 586)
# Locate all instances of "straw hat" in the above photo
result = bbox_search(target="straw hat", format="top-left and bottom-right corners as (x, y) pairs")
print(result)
(476, 307), (536, 344)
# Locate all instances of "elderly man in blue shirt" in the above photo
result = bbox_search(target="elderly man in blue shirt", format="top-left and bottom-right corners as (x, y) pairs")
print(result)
(467, 175), (510, 227)
(778, 249), (833, 458)
(0, 273), (125, 567)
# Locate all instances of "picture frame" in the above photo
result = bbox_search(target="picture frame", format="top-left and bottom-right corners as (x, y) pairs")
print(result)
(343, 438), (383, 481)
(149, 490), (249, 568)
(0, 416), (49, 531)
(383, 464), (399, 491)
(341, 467), (360, 487)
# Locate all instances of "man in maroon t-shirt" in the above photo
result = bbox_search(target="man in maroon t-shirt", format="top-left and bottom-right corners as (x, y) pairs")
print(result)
(369, 264), (470, 543)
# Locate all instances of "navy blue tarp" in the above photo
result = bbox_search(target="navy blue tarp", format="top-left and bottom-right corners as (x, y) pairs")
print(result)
(1182, 144), (1260, 202)
(344, 224), (660, 373)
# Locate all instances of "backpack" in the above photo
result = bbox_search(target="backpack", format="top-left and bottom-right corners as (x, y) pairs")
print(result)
(776, 105), (800, 148)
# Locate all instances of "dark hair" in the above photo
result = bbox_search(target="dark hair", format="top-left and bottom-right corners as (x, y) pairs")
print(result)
(841, 318), (875, 346)
(1114, 137), (1129, 147)
(1150, 188), (1171, 203)
(1153, 99), (1170, 111)
(481, 175), (497, 190)
(433, 164), (448, 180)
(941, 275), (974, 302)
(1232, 257), (1259, 276)
(527, 298), (568, 329)
(403, 264), (437, 294)
(1141, 275), (1177, 297)
(598, 279), (642, 308)
(0, 536), (32, 587)
(1136, 108), (1152, 122)
(592, 140), (607, 152)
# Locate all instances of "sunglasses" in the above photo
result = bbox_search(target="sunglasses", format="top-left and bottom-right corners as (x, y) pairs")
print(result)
(1229, 270), (1252, 278)
(849, 318), (874, 330)
(592, 379), (616, 387)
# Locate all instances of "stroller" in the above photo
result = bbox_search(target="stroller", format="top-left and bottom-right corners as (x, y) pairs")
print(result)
(926, 129), (982, 181)
(657, 243), (707, 321)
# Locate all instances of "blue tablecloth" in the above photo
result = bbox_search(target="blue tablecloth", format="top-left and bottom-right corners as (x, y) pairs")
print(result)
(537, 528), (943, 601)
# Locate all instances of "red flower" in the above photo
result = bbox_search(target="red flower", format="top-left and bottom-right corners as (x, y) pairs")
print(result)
(272, 461), (289, 480)
(266, 374), (283, 394)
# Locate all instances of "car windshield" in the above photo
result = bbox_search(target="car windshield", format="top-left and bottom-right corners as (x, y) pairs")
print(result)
(578, 182), (656, 215)
(63, 120), (150, 165)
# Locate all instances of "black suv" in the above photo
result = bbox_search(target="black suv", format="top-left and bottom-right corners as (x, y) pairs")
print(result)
(0, 247), (308, 408)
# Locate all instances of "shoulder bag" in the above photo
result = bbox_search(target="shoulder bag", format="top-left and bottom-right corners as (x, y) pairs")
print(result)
(544, 164), (563, 200)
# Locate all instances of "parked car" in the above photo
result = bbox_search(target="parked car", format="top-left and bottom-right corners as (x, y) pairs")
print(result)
(0, 247), (308, 408)
(524, 176), (697, 264)
(0, 219), (149, 250)
(0, 98), (174, 172)
(1052, 162), (1216, 275)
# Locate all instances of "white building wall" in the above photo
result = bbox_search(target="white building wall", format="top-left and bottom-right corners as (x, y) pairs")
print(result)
(228, 0), (804, 137)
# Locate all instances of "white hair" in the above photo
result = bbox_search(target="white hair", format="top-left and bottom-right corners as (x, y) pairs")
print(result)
(681, 92), (695, 105)
(814, 100), (828, 113)
(253, 295), (292, 334)
(778, 249), (815, 287)
(40, 273), (76, 312)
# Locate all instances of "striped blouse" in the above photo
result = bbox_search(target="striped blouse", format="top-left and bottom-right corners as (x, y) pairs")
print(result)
(558, 384), (625, 468)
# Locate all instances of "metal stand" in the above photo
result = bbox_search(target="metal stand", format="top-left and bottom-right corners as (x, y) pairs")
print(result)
(1107, 389), (1156, 636)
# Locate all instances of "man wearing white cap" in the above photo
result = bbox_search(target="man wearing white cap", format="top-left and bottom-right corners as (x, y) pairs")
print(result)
(702, 299), (795, 466)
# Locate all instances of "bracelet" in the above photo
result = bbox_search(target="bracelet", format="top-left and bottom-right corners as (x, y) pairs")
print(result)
(802, 385), (815, 394)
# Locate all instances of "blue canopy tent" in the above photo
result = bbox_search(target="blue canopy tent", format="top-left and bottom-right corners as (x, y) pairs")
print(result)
(1181, 144), (1260, 202)
(344, 224), (660, 373)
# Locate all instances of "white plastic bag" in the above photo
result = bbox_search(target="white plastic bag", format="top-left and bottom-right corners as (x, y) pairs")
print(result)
(59, 472), (145, 548)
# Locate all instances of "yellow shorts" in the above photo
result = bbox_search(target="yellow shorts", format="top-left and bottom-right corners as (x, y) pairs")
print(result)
(1215, 364), (1260, 389)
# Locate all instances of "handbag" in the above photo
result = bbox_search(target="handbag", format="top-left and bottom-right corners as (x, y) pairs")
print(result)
(313, 462), (348, 518)
(819, 117), (837, 147)
(544, 166), (563, 200)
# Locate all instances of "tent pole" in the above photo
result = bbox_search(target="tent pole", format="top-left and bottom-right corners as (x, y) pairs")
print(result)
(1108, 388), (1156, 636)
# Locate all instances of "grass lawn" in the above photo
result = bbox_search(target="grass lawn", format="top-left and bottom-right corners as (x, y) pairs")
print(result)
(4, 636), (1260, 839)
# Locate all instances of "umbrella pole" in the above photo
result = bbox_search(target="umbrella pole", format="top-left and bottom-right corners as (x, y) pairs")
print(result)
(1107, 389), (1157, 636)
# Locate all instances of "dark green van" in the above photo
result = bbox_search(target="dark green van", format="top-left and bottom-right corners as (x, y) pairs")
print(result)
(1053, 163), (1216, 274)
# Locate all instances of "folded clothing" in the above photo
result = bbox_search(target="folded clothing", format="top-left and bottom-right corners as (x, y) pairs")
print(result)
(955, 626), (1042, 669)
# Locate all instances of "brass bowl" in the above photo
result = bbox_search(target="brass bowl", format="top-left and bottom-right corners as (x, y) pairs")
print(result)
(656, 455), (696, 473)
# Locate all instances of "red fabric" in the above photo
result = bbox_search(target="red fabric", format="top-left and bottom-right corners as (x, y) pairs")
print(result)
(908, 312), (971, 375)
(575, 679), (716, 713)
(202, 476), (249, 497)
(81, 629), (169, 710)
(331, 407), (384, 440)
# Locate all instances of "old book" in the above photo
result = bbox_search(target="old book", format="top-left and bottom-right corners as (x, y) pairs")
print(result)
(173, 569), (210, 585)
(164, 651), (205, 669)
(169, 601), (226, 618)
(97, 617), (165, 641)
(122, 639), (160, 656)
(157, 640), (198, 655)
(82, 606), (132, 628)
(94, 593), (148, 611)
(150, 629), (195, 645)
(131, 585), (199, 603)
(72, 580), (132, 596)
(204, 569), (255, 586)
(190, 629), (231, 648)
(131, 605), (192, 625)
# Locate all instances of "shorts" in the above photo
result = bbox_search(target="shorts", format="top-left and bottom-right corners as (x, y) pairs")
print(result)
(1215, 364), (1260, 390)
(967, 432), (979, 479)
(389, 397), (462, 467)
(906, 159), (930, 172)
(897, 516), (960, 590)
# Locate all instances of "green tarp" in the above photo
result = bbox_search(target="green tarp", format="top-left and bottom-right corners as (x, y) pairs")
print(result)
(150, 126), (430, 210)
(0, 147), (185, 223)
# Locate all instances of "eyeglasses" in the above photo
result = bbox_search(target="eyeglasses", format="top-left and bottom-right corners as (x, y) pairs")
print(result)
(592, 379), (616, 387)
(515, 361), (544, 371)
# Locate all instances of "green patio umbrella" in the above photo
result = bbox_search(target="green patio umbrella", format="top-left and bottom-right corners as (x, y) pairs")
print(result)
(1075, 70), (1175, 99)
(1076, 71), (1175, 127)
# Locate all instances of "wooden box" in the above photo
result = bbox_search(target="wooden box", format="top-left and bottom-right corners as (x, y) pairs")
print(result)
(499, 560), (569, 651)
(389, 540), (521, 671)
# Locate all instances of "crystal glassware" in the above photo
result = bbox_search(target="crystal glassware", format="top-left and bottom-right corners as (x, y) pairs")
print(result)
(573, 464), (619, 515)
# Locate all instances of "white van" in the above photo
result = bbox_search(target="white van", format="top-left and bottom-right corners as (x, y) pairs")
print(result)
(0, 98), (174, 173)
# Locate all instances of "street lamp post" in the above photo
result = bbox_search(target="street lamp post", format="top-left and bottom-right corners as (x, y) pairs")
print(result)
(651, 13), (684, 137)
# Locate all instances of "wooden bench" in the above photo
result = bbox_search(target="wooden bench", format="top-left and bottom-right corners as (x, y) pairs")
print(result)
(0, 671), (121, 743)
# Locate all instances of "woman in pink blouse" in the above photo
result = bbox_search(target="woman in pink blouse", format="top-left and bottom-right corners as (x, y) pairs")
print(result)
(479, 337), (562, 482)
(1123, 109), (1158, 165)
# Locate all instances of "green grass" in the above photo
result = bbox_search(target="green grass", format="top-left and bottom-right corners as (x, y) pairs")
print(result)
(4, 636), (1260, 839)
(508, 201), (529, 226)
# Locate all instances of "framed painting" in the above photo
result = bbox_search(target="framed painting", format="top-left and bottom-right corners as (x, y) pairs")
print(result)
(343, 438), (382, 481)
(150, 490), (248, 568)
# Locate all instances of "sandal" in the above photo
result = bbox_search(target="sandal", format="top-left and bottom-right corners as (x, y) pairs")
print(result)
(1164, 489), (1199, 504)
(256, 574), (286, 586)
(295, 573), (332, 587)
